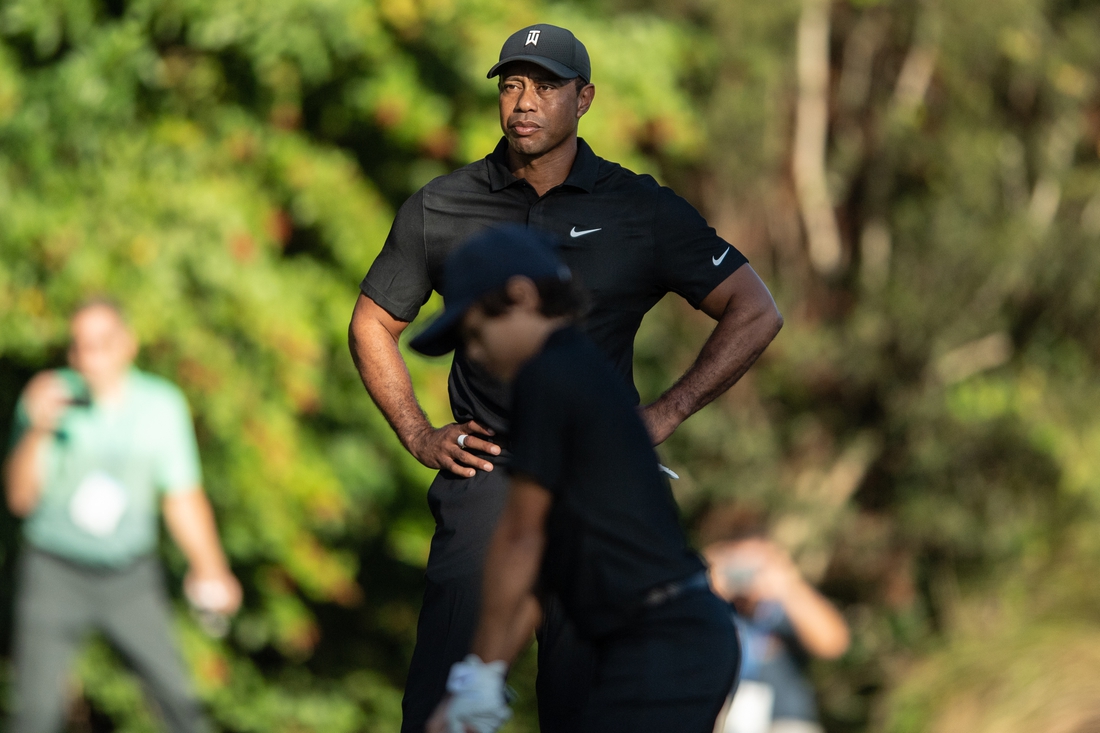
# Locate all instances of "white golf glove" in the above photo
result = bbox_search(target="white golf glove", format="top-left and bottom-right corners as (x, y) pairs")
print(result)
(445, 654), (512, 733)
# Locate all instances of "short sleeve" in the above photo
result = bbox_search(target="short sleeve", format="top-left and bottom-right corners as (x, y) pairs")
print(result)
(653, 186), (748, 309)
(154, 389), (202, 494)
(508, 361), (570, 493)
(360, 188), (433, 322)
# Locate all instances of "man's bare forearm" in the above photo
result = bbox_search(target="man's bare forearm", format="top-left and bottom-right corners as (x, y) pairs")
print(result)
(781, 580), (850, 659)
(349, 295), (498, 476)
(649, 299), (781, 428)
(348, 296), (433, 452)
(5, 373), (68, 517)
(3, 430), (50, 517)
(163, 489), (230, 576)
(645, 266), (783, 443)
(348, 299), (429, 450)
(471, 480), (549, 665)
(164, 489), (242, 615)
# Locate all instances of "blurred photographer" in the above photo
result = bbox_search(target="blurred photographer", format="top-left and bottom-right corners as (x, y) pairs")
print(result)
(705, 536), (849, 733)
(3, 300), (241, 733)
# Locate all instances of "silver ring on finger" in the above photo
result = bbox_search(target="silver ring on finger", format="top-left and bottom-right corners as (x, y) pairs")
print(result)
(457, 434), (469, 449)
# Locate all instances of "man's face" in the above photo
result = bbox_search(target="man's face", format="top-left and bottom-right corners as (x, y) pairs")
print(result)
(68, 305), (137, 389)
(497, 62), (594, 158)
(459, 286), (546, 382)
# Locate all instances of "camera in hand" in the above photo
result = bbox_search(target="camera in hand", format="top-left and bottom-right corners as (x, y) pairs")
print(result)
(723, 563), (759, 594)
(66, 387), (92, 408)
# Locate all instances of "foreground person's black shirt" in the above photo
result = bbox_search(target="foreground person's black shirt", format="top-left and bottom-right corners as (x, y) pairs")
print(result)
(361, 138), (747, 438)
(509, 327), (704, 639)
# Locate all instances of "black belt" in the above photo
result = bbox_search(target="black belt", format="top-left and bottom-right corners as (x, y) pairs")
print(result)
(641, 570), (710, 608)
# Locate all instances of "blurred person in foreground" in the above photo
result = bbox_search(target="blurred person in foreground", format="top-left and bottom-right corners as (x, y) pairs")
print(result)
(415, 226), (738, 733)
(706, 535), (849, 733)
(348, 22), (782, 732)
(3, 300), (242, 733)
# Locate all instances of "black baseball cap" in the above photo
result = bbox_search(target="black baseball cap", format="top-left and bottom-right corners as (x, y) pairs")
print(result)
(487, 24), (591, 83)
(410, 226), (572, 357)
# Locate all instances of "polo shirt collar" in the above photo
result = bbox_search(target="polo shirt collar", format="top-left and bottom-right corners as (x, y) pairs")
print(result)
(486, 137), (599, 194)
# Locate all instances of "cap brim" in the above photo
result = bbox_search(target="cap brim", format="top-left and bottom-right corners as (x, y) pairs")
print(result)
(487, 56), (582, 81)
(409, 298), (475, 357)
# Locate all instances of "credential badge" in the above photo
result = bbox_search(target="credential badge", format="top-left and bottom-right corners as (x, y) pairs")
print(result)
(526, 30), (541, 46)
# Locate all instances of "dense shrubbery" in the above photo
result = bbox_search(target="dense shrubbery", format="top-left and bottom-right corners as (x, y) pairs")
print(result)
(3, 0), (1100, 731)
(0, 1), (701, 730)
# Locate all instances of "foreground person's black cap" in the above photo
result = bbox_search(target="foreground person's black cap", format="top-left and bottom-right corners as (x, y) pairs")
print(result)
(410, 226), (571, 357)
(487, 24), (591, 83)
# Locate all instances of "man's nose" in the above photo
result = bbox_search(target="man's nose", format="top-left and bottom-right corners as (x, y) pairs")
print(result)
(514, 84), (538, 112)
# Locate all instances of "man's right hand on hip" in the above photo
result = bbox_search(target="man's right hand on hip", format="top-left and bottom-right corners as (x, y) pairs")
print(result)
(409, 421), (501, 478)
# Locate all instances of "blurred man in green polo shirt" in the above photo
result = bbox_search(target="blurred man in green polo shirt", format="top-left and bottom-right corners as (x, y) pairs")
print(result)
(3, 300), (241, 733)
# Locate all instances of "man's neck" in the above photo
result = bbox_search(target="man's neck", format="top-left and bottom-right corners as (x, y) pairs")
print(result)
(86, 369), (131, 406)
(506, 137), (579, 197)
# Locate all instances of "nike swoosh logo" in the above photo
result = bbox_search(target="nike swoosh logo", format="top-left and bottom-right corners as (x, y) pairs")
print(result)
(712, 247), (730, 266)
(570, 227), (602, 238)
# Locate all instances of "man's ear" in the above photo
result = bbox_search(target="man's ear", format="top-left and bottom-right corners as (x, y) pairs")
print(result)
(576, 83), (595, 119)
(122, 329), (139, 362)
(505, 276), (541, 312)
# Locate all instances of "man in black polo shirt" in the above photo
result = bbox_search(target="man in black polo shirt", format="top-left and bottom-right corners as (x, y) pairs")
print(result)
(414, 226), (739, 733)
(348, 23), (782, 733)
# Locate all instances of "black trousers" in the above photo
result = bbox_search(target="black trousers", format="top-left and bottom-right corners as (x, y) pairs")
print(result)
(581, 589), (740, 733)
(400, 468), (737, 733)
(400, 468), (596, 733)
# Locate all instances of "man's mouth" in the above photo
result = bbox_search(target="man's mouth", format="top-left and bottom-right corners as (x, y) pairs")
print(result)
(509, 120), (541, 136)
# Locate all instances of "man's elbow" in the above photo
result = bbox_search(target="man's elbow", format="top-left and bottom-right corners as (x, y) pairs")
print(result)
(5, 497), (23, 517)
(493, 505), (547, 560)
(499, 516), (543, 552)
(814, 627), (850, 660)
(765, 303), (783, 336)
(348, 303), (367, 356)
(5, 486), (33, 518)
(347, 318), (362, 362)
(722, 279), (783, 340)
(750, 299), (783, 347)
(350, 296), (405, 353)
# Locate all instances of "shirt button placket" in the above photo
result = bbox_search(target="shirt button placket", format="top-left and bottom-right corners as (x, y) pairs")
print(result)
(528, 196), (551, 233)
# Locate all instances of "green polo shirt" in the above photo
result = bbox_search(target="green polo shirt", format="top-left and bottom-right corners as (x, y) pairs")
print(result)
(10, 368), (202, 568)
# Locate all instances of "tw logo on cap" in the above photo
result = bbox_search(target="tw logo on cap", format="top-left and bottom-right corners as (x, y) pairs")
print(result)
(526, 29), (541, 46)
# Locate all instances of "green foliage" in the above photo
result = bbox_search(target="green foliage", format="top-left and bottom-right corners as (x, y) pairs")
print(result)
(0, 0), (703, 730)
(631, 0), (1100, 729)
(5, 0), (1100, 731)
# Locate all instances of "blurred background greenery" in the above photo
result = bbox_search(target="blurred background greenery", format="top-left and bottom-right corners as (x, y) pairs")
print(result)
(2, 0), (1100, 731)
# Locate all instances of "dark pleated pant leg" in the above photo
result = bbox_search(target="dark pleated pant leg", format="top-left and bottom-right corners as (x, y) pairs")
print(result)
(9, 551), (94, 733)
(400, 467), (510, 733)
(97, 558), (209, 733)
(399, 573), (483, 733)
(536, 595), (598, 733)
(580, 590), (741, 733)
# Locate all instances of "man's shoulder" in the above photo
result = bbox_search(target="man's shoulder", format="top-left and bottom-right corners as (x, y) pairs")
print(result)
(129, 370), (188, 408)
(590, 153), (661, 195)
(592, 156), (707, 225)
(418, 157), (490, 196)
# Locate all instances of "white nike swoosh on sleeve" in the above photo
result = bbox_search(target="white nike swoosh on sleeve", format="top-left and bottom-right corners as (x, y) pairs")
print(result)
(570, 227), (602, 238)
(712, 247), (730, 266)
